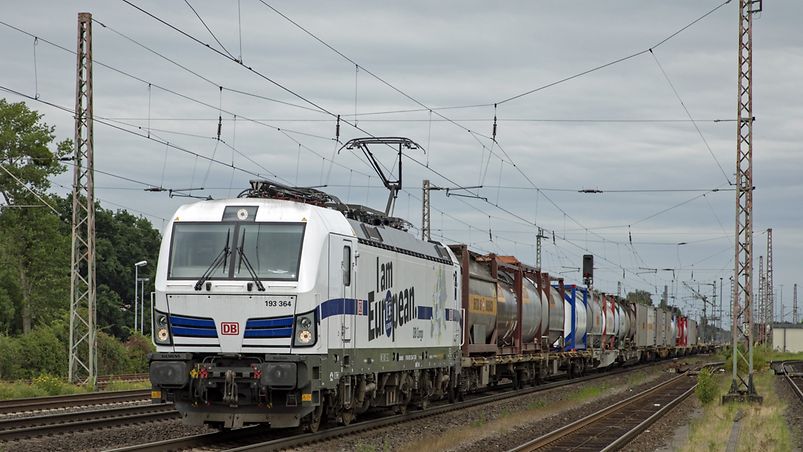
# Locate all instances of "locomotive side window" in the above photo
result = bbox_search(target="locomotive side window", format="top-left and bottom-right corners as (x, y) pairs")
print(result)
(169, 223), (233, 278)
(234, 223), (306, 281)
(343, 245), (351, 286)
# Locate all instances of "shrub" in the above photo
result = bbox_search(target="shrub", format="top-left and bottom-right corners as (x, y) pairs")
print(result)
(696, 368), (717, 404)
(97, 331), (130, 375)
(125, 332), (154, 373)
(0, 335), (23, 379)
(17, 326), (68, 378)
(720, 344), (769, 374)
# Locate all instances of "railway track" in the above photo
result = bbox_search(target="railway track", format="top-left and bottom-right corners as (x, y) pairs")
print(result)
(782, 360), (803, 403)
(507, 370), (702, 451)
(0, 389), (150, 415)
(0, 403), (176, 442)
(96, 373), (149, 389)
(109, 360), (689, 452)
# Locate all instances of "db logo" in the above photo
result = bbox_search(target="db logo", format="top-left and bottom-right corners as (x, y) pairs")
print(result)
(221, 322), (239, 335)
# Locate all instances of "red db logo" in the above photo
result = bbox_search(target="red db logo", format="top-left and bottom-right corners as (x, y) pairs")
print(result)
(221, 322), (239, 335)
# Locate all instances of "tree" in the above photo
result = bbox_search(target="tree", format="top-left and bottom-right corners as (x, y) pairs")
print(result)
(0, 99), (71, 333)
(626, 289), (653, 306)
(0, 99), (70, 204)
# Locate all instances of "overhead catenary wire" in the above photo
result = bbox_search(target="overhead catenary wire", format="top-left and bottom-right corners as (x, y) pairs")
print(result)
(650, 49), (732, 186)
(245, 2), (720, 267)
(111, 3), (728, 269)
(1, 7), (733, 296)
(184, 0), (237, 60)
(0, 164), (60, 215)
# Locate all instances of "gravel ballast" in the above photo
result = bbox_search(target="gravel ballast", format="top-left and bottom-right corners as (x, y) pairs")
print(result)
(291, 357), (710, 452)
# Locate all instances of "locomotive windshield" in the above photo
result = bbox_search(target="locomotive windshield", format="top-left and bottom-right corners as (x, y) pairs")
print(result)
(168, 222), (305, 281)
(169, 223), (233, 278)
(233, 223), (305, 281)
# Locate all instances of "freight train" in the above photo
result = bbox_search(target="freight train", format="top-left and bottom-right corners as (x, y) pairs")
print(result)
(148, 180), (706, 431)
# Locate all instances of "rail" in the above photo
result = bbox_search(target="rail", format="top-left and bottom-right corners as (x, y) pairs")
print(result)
(0, 403), (175, 442)
(0, 389), (150, 415)
(110, 361), (675, 452)
(505, 364), (721, 452)
(782, 361), (803, 403)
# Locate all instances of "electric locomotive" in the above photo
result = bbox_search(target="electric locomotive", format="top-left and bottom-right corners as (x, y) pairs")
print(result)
(149, 180), (462, 430)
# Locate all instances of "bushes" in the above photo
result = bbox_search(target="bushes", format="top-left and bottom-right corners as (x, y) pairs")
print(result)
(696, 368), (718, 404)
(97, 331), (154, 375)
(0, 325), (153, 382)
(719, 344), (770, 374)
(17, 326), (68, 378)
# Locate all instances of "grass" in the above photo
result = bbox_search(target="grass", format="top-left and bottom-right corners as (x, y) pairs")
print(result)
(397, 370), (668, 452)
(0, 376), (89, 399)
(681, 370), (793, 452)
(0, 375), (150, 400)
(567, 383), (607, 401)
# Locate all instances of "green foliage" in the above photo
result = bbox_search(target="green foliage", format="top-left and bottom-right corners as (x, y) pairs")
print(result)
(96, 331), (154, 375)
(695, 368), (718, 404)
(720, 343), (771, 374)
(0, 98), (71, 204)
(526, 400), (546, 410)
(0, 335), (23, 379)
(17, 324), (69, 378)
(626, 289), (653, 306)
(125, 332), (156, 371)
(0, 100), (161, 381)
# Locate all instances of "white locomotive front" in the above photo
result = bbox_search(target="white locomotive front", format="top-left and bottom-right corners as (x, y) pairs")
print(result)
(149, 182), (462, 430)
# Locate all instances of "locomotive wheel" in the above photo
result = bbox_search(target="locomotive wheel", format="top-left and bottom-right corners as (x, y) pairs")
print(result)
(303, 403), (324, 433)
(419, 398), (429, 410)
(395, 403), (408, 415)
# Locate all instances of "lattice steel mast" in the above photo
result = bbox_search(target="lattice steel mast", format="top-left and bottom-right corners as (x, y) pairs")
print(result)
(757, 256), (764, 342)
(68, 12), (96, 385)
(724, 0), (762, 404)
(765, 228), (773, 328)
(422, 179), (431, 241)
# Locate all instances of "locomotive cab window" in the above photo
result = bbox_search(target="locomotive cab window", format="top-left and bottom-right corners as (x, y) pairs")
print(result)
(168, 222), (305, 281)
(342, 245), (351, 286)
(234, 223), (305, 281)
(169, 223), (234, 278)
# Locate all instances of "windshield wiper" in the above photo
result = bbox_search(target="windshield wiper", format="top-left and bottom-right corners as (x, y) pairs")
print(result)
(194, 230), (230, 291)
(236, 232), (265, 292)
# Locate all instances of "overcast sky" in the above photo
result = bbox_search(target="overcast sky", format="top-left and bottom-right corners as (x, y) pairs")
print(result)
(2, 1), (801, 324)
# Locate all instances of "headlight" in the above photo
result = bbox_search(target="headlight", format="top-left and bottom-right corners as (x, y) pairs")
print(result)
(293, 311), (316, 347)
(154, 310), (172, 345)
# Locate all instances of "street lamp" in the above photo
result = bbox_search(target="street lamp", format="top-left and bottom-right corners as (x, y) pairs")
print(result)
(134, 260), (147, 333)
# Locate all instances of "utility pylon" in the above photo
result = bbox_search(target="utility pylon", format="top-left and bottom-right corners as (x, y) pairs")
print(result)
(757, 255), (764, 342)
(536, 227), (547, 269)
(724, 0), (762, 404)
(68, 12), (97, 386)
(765, 228), (773, 327)
(421, 179), (431, 241)
(793, 284), (798, 324)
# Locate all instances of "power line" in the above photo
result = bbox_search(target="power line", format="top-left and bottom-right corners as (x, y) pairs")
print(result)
(0, 84), (291, 189)
(650, 49), (732, 185)
(184, 0), (236, 60)
(0, 164), (60, 215)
